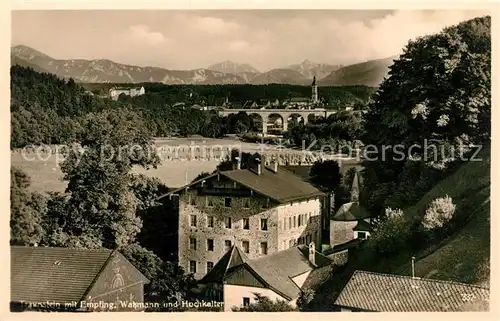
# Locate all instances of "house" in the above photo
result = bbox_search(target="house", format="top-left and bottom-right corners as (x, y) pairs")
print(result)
(286, 97), (311, 109)
(334, 270), (490, 312)
(330, 170), (373, 247)
(159, 156), (325, 280)
(108, 86), (145, 101)
(198, 242), (332, 311)
(10, 246), (149, 312)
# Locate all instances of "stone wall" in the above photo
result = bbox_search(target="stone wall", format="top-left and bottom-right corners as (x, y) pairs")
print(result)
(178, 186), (323, 280)
(178, 188), (280, 280)
(276, 198), (322, 251)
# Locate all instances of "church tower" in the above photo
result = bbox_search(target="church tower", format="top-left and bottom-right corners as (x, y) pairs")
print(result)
(311, 76), (319, 104)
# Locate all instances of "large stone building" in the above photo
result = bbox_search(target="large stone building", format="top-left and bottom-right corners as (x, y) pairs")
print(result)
(108, 86), (145, 101)
(162, 156), (325, 280)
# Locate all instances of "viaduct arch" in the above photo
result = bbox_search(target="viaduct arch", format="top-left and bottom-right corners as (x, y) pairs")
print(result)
(218, 108), (338, 134)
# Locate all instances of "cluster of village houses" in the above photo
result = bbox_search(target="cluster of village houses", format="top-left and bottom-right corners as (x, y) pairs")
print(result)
(11, 155), (489, 312)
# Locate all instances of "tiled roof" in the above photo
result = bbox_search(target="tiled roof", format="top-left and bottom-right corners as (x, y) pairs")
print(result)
(160, 167), (323, 204)
(199, 246), (248, 284)
(334, 271), (490, 312)
(332, 202), (372, 221)
(11, 246), (114, 304)
(353, 219), (372, 231)
(221, 167), (324, 203)
(289, 98), (310, 103)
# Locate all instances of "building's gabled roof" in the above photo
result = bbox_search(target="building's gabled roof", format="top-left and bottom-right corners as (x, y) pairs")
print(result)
(160, 167), (324, 204)
(332, 202), (372, 221)
(353, 219), (372, 232)
(201, 245), (332, 301)
(199, 246), (249, 284)
(10, 246), (148, 305)
(334, 270), (490, 312)
(221, 167), (324, 203)
(289, 97), (310, 103)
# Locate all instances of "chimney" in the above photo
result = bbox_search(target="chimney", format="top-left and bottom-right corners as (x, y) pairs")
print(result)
(308, 242), (316, 266)
(270, 157), (278, 173)
(411, 256), (416, 278)
(235, 156), (241, 170)
(256, 157), (262, 175)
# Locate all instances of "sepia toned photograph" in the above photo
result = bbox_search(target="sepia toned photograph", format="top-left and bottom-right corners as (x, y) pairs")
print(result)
(9, 8), (492, 313)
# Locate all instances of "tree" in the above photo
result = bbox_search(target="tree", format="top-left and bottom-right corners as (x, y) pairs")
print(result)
(120, 243), (196, 310)
(46, 108), (160, 249)
(10, 168), (46, 246)
(361, 16), (491, 215)
(232, 293), (297, 312)
(309, 160), (341, 192)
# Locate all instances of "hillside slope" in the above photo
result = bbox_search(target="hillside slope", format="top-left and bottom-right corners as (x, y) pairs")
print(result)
(395, 147), (490, 286)
(319, 56), (396, 87)
(308, 148), (490, 310)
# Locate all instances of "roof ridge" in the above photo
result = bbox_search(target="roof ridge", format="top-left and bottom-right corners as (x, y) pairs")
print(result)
(354, 270), (490, 290)
(11, 245), (113, 252)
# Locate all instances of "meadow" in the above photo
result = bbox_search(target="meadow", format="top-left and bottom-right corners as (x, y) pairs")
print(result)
(12, 136), (358, 193)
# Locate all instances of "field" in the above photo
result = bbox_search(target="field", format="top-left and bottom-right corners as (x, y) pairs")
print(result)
(11, 136), (358, 193)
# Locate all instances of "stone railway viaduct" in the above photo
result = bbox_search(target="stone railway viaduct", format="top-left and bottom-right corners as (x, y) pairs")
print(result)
(216, 108), (340, 134)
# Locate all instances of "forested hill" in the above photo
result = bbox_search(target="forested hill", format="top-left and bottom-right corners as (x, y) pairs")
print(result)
(11, 65), (128, 148)
(10, 65), (375, 148)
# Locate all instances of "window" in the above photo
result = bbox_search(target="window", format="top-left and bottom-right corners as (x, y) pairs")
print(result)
(289, 217), (292, 229)
(242, 218), (250, 230)
(224, 197), (232, 207)
(260, 218), (268, 231)
(243, 199), (250, 209)
(242, 241), (250, 253)
(298, 215), (302, 227)
(189, 238), (197, 250)
(207, 216), (214, 228)
(206, 197), (214, 207)
(225, 240), (232, 252)
(293, 216), (297, 228)
(260, 242), (268, 255)
(358, 231), (367, 239)
(243, 297), (250, 307)
(207, 261), (214, 273)
(207, 239), (214, 251)
(190, 196), (196, 205)
(225, 217), (232, 229)
(189, 261), (197, 273)
(190, 215), (197, 227)
(262, 199), (269, 209)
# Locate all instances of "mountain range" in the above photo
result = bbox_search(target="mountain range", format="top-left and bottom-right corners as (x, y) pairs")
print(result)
(11, 45), (395, 87)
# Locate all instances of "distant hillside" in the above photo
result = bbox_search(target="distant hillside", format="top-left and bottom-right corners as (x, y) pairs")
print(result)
(11, 44), (397, 86)
(319, 56), (397, 87)
(10, 55), (51, 74)
(207, 60), (260, 74)
(11, 45), (247, 85)
(286, 59), (342, 80)
(250, 68), (311, 85)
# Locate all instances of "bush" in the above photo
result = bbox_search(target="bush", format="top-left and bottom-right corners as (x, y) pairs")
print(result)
(422, 195), (456, 230)
(368, 208), (410, 256)
(232, 293), (296, 312)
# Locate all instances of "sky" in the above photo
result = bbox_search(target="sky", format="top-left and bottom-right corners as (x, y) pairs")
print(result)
(11, 10), (489, 71)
